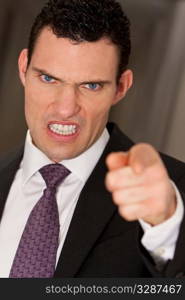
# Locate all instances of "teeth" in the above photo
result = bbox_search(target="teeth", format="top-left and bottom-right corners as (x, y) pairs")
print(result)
(49, 124), (77, 135)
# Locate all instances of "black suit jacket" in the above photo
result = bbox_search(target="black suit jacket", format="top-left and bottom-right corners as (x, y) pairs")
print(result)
(1, 123), (185, 278)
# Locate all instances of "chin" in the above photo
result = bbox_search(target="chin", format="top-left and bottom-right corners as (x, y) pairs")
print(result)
(46, 152), (73, 162)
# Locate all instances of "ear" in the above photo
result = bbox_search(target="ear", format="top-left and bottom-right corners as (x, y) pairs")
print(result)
(113, 69), (133, 105)
(18, 49), (28, 86)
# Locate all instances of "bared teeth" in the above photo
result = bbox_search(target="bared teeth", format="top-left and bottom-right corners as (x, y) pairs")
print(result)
(49, 124), (77, 135)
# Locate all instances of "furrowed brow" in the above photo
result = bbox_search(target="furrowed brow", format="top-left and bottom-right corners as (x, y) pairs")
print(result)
(79, 80), (111, 85)
(32, 67), (62, 82)
(32, 67), (112, 85)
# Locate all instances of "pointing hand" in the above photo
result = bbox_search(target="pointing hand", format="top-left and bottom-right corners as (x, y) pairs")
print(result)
(105, 144), (176, 226)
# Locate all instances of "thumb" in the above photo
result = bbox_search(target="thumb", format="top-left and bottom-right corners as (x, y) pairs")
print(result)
(106, 151), (129, 171)
(129, 143), (161, 174)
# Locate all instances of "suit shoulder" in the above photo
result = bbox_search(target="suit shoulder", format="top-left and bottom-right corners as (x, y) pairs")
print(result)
(0, 147), (23, 172)
(107, 123), (134, 152)
(108, 123), (185, 182)
(160, 152), (185, 182)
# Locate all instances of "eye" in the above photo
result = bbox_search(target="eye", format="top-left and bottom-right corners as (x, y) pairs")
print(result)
(40, 74), (56, 83)
(84, 83), (101, 91)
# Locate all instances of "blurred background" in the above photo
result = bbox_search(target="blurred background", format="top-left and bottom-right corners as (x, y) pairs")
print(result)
(1, 0), (185, 161)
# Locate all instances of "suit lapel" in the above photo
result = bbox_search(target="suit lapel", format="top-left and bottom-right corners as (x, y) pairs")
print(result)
(0, 150), (23, 220)
(54, 124), (134, 277)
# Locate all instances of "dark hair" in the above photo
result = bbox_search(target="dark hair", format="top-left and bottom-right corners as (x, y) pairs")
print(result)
(28, 0), (131, 80)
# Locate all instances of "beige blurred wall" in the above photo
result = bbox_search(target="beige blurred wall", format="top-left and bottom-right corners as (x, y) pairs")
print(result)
(111, 0), (185, 161)
(1, 0), (185, 161)
(0, 0), (46, 155)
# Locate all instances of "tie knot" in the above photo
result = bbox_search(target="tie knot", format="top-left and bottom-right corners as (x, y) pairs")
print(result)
(39, 164), (70, 189)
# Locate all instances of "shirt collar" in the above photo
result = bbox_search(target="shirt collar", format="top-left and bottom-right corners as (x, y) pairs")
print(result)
(22, 129), (109, 185)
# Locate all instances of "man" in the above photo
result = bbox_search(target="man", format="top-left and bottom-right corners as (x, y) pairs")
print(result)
(0, 0), (185, 278)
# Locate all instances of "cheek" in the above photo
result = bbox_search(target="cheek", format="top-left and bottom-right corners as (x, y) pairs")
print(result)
(86, 98), (113, 124)
(24, 96), (42, 130)
(24, 85), (50, 121)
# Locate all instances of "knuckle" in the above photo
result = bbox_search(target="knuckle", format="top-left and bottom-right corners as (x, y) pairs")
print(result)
(118, 206), (136, 221)
(112, 190), (123, 204)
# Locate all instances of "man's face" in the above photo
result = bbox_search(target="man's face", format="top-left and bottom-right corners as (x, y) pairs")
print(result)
(19, 27), (132, 162)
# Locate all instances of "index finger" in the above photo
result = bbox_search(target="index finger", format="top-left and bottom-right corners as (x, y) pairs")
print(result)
(106, 151), (129, 171)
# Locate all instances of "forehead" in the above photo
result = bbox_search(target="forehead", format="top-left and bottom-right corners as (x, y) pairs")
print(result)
(30, 27), (119, 80)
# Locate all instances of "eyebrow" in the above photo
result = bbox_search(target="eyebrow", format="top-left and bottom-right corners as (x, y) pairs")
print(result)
(32, 67), (112, 85)
(32, 67), (62, 82)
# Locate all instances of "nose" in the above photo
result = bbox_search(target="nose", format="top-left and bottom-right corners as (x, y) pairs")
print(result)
(53, 85), (80, 119)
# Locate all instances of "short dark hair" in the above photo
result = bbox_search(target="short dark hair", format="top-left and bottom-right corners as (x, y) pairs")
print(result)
(28, 0), (131, 80)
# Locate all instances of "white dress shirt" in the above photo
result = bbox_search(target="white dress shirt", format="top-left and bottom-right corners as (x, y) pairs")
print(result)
(0, 130), (183, 277)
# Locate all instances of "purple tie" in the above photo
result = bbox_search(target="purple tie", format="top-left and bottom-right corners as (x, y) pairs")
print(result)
(9, 164), (70, 278)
